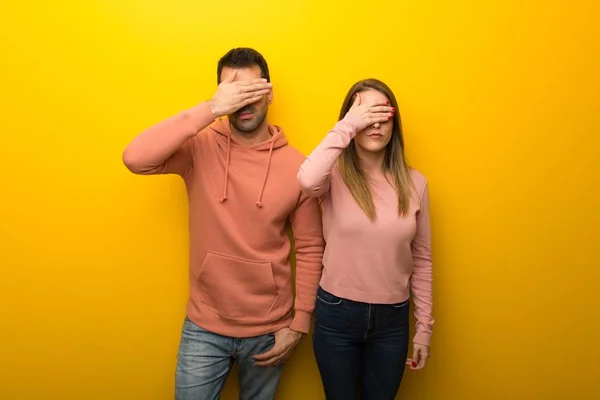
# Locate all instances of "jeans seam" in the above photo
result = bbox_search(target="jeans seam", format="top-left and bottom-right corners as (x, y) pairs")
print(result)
(365, 304), (373, 339)
(317, 295), (342, 306)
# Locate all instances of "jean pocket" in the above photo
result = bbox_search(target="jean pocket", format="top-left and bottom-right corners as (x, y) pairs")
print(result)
(317, 288), (343, 306)
(181, 317), (209, 339)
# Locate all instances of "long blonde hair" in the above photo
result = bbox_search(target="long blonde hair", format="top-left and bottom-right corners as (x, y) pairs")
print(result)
(337, 79), (413, 220)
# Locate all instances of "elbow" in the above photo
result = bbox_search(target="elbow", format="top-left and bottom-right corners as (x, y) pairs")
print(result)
(299, 183), (321, 198)
(297, 172), (321, 197)
(122, 147), (146, 174)
(297, 174), (313, 193)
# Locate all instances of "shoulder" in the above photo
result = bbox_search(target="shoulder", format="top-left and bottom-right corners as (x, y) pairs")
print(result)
(278, 143), (308, 165)
(409, 168), (428, 198)
(196, 125), (218, 144)
(190, 125), (223, 156)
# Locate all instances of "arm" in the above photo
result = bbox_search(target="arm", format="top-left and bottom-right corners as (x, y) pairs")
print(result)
(252, 191), (325, 367)
(288, 191), (326, 333)
(122, 102), (215, 176)
(297, 92), (395, 197)
(410, 183), (434, 347)
(297, 114), (362, 197)
(123, 71), (272, 176)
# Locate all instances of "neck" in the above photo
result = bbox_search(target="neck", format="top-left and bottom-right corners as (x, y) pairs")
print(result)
(357, 147), (386, 176)
(230, 119), (271, 146)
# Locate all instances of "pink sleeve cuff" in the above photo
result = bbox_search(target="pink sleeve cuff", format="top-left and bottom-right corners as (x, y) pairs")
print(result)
(413, 331), (432, 347)
(182, 102), (216, 132)
(339, 113), (364, 135)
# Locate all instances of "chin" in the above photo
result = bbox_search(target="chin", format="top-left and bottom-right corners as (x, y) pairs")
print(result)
(358, 142), (387, 153)
(232, 119), (261, 133)
(231, 112), (267, 133)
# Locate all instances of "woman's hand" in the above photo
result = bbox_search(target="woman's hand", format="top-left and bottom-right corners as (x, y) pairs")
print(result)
(344, 92), (395, 131)
(406, 344), (430, 370)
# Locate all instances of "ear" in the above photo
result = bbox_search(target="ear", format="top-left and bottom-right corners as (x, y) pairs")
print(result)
(267, 86), (273, 104)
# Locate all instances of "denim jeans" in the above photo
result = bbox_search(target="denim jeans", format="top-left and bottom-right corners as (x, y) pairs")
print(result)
(175, 317), (283, 400)
(312, 287), (410, 400)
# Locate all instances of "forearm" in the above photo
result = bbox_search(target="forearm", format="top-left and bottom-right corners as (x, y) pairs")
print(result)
(288, 195), (325, 333)
(297, 114), (362, 197)
(122, 102), (215, 174)
(411, 183), (434, 346)
(411, 263), (433, 346)
(289, 250), (324, 333)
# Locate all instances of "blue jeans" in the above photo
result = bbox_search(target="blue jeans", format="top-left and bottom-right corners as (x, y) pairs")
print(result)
(175, 317), (283, 400)
(312, 287), (410, 400)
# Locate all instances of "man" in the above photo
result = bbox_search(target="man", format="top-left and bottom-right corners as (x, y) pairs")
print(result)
(122, 48), (324, 400)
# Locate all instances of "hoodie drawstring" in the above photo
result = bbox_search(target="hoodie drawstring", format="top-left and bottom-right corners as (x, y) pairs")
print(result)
(256, 141), (274, 208)
(219, 134), (274, 208)
(219, 133), (231, 203)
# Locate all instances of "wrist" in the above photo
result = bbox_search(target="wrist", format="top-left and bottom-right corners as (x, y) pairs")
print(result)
(206, 99), (223, 119)
(342, 112), (367, 132)
(290, 329), (305, 341)
(413, 331), (432, 347)
(183, 102), (217, 132)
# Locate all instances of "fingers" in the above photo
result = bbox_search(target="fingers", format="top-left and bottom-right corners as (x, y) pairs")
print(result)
(367, 104), (394, 121)
(365, 113), (393, 125)
(252, 346), (278, 361)
(241, 88), (270, 99)
(236, 78), (268, 85)
(253, 346), (287, 367)
(254, 352), (288, 367)
(237, 82), (271, 106)
(238, 78), (270, 91)
(417, 347), (429, 369)
(410, 348), (420, 370)
(366, 105), (394, 121)
(409, 346), (429, 370)
(253, 329), (300, 367)
(240, 82), (272, 94)
(241, 92), (268, 106)
(370, 105), (395, 114)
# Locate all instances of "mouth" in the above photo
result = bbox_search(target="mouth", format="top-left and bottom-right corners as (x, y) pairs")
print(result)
(237, 110), (254, 120)
(238, 111), (254, 120)
(367, 133), (383, 139)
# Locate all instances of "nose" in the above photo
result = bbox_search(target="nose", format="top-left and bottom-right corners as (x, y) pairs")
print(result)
(372, 122), (381, 129)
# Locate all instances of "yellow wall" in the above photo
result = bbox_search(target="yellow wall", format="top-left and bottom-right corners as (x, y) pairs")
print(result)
(1, 1), (599, 399)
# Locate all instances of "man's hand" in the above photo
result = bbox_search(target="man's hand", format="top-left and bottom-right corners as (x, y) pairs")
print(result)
(207, 70), (272, 118)
(406, 344), (430, 370)
(253, 328), (304, 367)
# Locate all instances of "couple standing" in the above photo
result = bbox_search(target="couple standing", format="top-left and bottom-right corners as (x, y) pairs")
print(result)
(122, 47), (433, 400)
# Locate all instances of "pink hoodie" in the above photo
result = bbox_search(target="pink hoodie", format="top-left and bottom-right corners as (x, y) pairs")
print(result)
(297, 114), (434, 346)
(123, 102), (325, 337)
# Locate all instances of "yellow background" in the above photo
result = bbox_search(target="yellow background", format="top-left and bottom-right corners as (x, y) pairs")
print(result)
(1, 1), (599, 399)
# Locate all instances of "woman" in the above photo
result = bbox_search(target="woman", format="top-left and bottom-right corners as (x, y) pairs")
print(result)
(297, 79), (433, 399)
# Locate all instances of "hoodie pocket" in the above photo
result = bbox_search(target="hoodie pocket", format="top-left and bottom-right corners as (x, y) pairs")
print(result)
(196, 251), (279, 320)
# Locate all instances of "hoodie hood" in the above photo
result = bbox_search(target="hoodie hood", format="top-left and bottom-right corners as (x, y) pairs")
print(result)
(209, 118), (289, 208)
